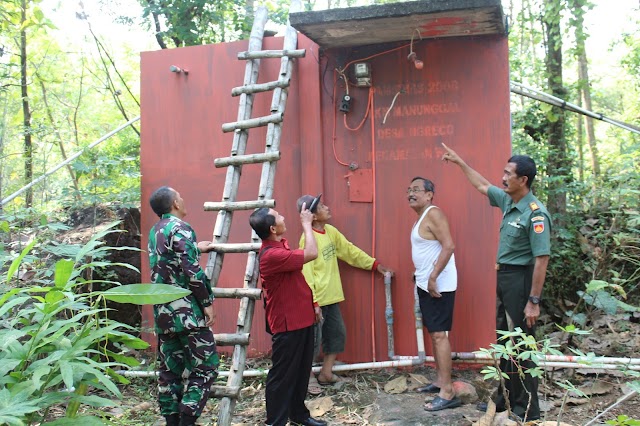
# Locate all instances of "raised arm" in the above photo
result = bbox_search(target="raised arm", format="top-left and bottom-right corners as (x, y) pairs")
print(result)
(441, 143), (491, 196)
(300, 203), (318, 263)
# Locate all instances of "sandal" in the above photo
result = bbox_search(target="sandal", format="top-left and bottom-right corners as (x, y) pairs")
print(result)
(317, 373), (347, 386)
(424, 396), (462, 412)
(308, 376), (322, 395)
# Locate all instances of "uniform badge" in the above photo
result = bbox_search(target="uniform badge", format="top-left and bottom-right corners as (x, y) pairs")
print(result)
(533, 222), (545, 234)
(531, 215), (544, 222)
(529, 202), (540, 211)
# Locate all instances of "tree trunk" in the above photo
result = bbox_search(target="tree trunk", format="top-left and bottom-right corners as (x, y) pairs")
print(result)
(20, 0), (33, 208)
(37, 78), (81, 199)
(571, 0), (600, 179)
(543, 0), (569, 220)
(576, 97), (584, 183)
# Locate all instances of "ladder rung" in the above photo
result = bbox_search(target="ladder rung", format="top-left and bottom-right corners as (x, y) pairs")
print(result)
(222, 113), (283, 133)
(214, 333), (250, 346)
(210, 385), (241, 399)
(212, 288), (261, 300)
(205, 200), (275, 212)
(211, 243), (262, 253)
(232, 79), (290, 97)
(237, 49), (306, 60)
(214, 151), (280, 168)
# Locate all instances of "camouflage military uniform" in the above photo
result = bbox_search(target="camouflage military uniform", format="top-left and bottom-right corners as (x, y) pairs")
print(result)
(149, 213), (219, 418)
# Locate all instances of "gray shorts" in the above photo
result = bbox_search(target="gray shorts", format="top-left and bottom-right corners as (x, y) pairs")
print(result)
(314, 303), (346, 357)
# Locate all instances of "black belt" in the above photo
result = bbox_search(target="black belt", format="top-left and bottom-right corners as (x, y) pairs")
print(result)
(495, 263), (530, 271)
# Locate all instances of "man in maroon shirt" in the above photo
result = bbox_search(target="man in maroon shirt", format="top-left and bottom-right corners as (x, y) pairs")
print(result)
(249, 204), (326, 426)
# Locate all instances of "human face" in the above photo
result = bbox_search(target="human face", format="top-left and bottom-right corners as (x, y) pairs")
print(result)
(313, 202), (331, 222)
(407, 179), (432, 211)
(171, 189), (187, 218)
(502, 162), (527, 195)
(268, 209), (286, 236)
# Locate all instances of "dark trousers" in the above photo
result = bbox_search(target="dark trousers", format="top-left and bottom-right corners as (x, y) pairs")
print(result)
(494, 265), (540, 420)
(266, 325), (314, 426)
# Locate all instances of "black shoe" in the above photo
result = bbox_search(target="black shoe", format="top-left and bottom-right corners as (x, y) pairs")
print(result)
(416, 383), (440, 393)
(476, 401), (506, 413)
(180, 414), (198, 426)
(290, 417), (328, 426)
(164, 414), (180, 426)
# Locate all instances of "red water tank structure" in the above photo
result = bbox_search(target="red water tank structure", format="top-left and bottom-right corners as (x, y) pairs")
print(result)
(140, 0), (510, 363)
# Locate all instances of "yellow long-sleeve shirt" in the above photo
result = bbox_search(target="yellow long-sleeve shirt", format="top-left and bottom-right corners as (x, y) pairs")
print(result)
(299, 224), (377, 306)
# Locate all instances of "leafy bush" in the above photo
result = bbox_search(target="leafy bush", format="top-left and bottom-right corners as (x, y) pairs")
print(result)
(0, 223), (187, 425)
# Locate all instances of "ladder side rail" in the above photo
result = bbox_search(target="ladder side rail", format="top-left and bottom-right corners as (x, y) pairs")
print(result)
(205, 7), (269, 281)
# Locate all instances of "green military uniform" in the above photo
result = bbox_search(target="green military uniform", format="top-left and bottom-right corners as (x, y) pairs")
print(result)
(487, 185), (552, 421)
(149, 213), (219, 422)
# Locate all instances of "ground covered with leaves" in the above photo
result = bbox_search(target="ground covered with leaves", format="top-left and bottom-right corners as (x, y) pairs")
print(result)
(97, 311), (640, 426)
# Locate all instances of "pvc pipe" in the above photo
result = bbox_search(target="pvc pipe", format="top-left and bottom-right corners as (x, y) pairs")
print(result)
(510, 82), (640, 135)
(1, 116), (141, 206)
(384, 272), (394, 359)
(115, 354), (640, 379)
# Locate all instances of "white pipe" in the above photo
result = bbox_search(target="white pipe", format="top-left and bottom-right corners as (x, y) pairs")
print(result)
(115, 354), (640, 379)
(510, 82), (640, 135)
(1, 116), (141, 206)
(384, 272), (394, 359)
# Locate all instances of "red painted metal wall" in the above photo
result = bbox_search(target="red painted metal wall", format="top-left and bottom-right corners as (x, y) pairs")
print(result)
(140, 34), (510, 362)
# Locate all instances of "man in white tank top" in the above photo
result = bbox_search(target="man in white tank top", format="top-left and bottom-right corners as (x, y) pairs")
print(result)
(408, 177), (461, 412)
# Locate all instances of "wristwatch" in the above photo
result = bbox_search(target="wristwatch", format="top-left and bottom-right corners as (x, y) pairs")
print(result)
(528, 296), (541, 305)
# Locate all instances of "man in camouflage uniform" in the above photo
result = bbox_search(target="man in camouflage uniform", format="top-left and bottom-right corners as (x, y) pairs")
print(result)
(148, 186), (219, 426)
(442, 144), (551, 421)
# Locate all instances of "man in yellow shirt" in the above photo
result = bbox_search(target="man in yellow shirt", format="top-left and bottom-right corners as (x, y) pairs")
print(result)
(297, 194), (393, 390)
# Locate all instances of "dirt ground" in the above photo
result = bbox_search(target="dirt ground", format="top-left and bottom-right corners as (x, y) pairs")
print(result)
(106, 354), (640, 426)
(56, 207), (640, 425)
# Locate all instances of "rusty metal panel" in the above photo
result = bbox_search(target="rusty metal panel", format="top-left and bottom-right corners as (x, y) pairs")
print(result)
(312, 35), (510, 362)
(140, 36), (323, 356)
(140, 33), (509, 363)
(347, 169), (373, 202)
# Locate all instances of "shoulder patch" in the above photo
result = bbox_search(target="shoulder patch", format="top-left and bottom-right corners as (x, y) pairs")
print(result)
(533, 222), (545, 234)
(531, 215), (545, 222)
(529, 202), (540, 211)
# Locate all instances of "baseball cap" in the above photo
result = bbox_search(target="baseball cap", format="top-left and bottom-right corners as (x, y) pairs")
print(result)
(297, 193), (322, 213)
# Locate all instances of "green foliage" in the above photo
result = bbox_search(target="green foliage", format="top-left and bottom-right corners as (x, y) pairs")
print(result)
(0, 221), (187, 424)
(607, 415), (640, 426)
(138, 0), (290, 48)
(103, 283), (191, 305)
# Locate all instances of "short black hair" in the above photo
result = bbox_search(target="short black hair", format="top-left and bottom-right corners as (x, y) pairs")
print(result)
(508, 155), (537, 188)
(249, 208), (276, 240)
(411, 176), (435, 193)
(149, 186), (176, 218)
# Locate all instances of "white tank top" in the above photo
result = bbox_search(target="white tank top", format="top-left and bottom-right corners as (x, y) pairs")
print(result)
(411, 205), (457, 292)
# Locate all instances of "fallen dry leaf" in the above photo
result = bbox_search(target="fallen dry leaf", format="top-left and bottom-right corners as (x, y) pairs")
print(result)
(307, 396), (334, 417)
(383, 376), (407, 394)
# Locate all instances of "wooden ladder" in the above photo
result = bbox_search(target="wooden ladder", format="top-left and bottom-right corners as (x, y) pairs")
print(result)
(204, 2), (305, 425)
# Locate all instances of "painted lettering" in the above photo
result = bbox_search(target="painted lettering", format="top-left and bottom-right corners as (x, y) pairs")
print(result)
(377, 127), (405, 139)
(408, 124), (455, 137)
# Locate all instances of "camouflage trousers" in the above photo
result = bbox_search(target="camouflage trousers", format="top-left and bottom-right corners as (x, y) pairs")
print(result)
(157, 328), (219, 418)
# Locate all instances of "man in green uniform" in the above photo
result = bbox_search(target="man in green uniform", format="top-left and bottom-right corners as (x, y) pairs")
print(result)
(441, 144), (551, 421)
(148, 186), (220, 426)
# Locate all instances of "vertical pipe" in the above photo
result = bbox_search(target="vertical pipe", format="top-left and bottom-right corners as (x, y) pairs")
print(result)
(384, 272), (394, 359)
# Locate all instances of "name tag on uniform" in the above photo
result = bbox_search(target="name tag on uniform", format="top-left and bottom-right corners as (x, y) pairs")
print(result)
(508, 221), (522, 229)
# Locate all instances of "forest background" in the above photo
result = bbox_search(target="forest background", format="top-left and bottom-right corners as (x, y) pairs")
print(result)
(0, 0), (639, 317)
(1, 0), (639, 307)
(0, 0), (639, 424)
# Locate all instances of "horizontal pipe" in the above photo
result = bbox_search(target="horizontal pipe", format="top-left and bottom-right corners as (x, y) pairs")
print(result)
(117, 352), (640, 380)
(1, 116), (140, 206)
